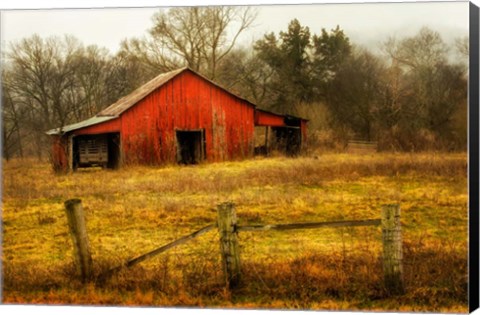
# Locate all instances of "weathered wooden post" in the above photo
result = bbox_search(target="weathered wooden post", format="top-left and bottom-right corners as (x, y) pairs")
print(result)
(64, 199), (93, 283)
(217, 202), (241, 289)
(381, 204), (404, 295)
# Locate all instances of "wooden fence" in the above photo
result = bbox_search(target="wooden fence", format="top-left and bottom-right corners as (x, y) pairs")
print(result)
(64, 199), (404, 295)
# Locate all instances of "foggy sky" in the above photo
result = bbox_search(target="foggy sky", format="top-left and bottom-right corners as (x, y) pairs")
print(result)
(0, 1), (470, 56)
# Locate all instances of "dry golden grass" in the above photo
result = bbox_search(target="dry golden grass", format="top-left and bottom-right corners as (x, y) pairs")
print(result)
(1, 153), (468, 311)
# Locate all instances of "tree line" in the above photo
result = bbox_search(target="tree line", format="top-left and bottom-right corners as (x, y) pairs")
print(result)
(1, 6), (468, 160)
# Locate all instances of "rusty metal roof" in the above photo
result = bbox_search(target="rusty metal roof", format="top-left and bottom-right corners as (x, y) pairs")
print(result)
(46, 115), (117, 135)
(98, 67), (187, 116)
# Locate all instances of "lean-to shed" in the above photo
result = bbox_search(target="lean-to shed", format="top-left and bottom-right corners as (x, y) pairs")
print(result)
(47, 67), (307, 171)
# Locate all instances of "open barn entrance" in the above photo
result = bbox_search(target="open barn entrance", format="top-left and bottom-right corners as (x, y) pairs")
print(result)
(254, 109), (306, 157)
(176, 130), (205, 165)
(72, 133), (120, 170)
(271, 127), (302, 156)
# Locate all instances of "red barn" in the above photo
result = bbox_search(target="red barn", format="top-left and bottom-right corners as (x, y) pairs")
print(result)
(47, 67), (307, 171)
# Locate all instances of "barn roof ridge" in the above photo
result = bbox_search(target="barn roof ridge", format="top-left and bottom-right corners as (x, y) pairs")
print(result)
(97, 67), (189, 116)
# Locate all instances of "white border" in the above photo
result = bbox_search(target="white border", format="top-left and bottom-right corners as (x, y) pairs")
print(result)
(0, 1), (477, 315)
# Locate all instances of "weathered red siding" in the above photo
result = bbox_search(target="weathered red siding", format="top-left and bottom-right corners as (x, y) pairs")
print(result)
(72, 119), (121, 136)
(118, 70), (255, 164)
(254, 110), (285, 127)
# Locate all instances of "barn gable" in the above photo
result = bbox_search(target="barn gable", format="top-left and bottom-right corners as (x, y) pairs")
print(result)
(97, 68), (186, 117)
(117, 69), (256, 164)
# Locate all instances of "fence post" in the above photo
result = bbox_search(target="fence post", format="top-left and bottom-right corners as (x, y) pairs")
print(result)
(381, 204), (404, 295)
(64, 199), (93, 283)
(217, 202), (241, 289)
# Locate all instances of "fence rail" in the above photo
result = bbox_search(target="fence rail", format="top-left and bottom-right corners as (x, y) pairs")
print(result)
(237, 218), (381, 232)
(63, 199), (404, 295)
(100, 223), (216, 280)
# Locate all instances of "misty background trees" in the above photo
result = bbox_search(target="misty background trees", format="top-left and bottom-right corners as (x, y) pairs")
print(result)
(1, 6), (468, 160)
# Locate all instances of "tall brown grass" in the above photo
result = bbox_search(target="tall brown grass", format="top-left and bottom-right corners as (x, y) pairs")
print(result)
(3, 240), (467, 311)
(2, 153), (468, 311)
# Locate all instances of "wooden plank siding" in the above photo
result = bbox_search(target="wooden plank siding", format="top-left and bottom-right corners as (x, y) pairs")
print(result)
(254, 110), (285, 127)
(71, 119), (121, 136)
(114, 70), (254, 165)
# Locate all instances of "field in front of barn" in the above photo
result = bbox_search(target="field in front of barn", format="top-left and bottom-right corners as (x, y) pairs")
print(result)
(1, 153), (468, 312)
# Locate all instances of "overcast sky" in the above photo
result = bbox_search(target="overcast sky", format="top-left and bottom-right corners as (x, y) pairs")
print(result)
(0, 1), (471, 56)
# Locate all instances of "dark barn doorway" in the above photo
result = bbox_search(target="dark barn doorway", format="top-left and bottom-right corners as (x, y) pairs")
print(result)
(72, 133), (121, 169)
(176, 130), (205, 165)
(272, 127), (302, 156)
(107, 133), (121, 169)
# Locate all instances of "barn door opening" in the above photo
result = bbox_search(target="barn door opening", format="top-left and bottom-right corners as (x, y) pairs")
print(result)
(176, 130), (205, 165)
(271, 127), (302, 156)
(285, 127), (302, 156)
(107, 133), (121, 169)
(72, 132), (121, 170)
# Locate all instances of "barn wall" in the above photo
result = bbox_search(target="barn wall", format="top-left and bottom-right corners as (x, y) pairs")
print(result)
(254, 110), (285, 127)
(71, 119), (121, 136)
(118, 70), (255, 164)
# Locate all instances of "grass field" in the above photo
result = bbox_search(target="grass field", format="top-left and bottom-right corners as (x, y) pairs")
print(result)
(1, 153), (468, 312)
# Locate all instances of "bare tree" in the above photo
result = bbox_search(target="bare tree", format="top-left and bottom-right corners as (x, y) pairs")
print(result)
(2, 68), (27, 159)
(6, 34), (85, 158)
(104, 48), (149, 105)
(216, 47), (274, 105)
(385, 27), (448, 70)
(73, 45), (114, 119)
(196, 6), (257, 79)
(381, 27), (467, 150)
(7, 35), (85, 129)
(118, 36), (174, 81)
(121, 6), (257, 80)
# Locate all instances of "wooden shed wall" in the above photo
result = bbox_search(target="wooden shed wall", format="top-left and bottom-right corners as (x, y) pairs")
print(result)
(118, 70), (255, 164)
(71, 119), (121, 136)
(254, 110), (285, 127)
